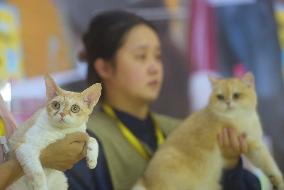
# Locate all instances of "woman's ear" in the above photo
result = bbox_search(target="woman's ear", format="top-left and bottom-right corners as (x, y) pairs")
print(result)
(94, 58), (114, 80)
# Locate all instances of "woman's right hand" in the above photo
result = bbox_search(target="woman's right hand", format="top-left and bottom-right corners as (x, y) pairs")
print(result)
(217, 127), (248, 168)
(40, 132), (88, 171)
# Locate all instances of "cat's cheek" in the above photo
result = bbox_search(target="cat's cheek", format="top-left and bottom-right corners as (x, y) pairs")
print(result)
(75, 114), (88, 123)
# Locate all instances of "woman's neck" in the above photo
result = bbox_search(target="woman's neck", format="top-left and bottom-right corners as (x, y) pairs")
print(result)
(104, 92), (150, 120)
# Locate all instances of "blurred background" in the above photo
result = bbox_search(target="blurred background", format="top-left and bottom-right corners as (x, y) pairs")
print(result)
(0, 0), (190, 120)
(1, 0), (284, 188)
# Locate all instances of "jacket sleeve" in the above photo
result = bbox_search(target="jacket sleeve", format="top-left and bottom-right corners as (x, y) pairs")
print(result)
(221, 158), (261, 190)
(65, 132), (113, 190)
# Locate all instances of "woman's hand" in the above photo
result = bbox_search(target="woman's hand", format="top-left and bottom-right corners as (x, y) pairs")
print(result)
(217, 127), (248, 168)
(40, 132), (88, 171)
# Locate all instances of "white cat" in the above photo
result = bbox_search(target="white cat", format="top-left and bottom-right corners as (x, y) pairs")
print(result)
(7, 75), (101, 190)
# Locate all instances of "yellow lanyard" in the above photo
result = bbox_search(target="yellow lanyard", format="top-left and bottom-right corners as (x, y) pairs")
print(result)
(0, 117), (5, 136)
(102, 103), (165, 160)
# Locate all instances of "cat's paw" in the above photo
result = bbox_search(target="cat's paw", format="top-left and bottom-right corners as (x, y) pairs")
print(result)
(32, 183), (49, 190)
(269, 175), (284, 190)
(87, 157), (97, 169)
(38, 187), (48, 190)
(30, 173), (49, 190)
(86, 137), (99, 169)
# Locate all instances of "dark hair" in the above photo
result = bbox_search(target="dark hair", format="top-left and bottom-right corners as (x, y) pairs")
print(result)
(83, 10), (157, 85)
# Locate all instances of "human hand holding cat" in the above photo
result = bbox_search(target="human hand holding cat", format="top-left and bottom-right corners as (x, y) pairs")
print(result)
(40, 132), (88, 171)
(218, 127), (248, 168)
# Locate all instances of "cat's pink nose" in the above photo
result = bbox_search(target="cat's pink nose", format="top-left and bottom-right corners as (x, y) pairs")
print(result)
(60, 113), (65, 117)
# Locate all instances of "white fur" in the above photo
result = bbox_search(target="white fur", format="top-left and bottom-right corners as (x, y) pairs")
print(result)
(7, 109), (99, 190)
(132, 186), (147, 190)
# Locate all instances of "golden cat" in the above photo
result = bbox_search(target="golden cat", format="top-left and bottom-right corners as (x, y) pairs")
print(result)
(132, 72), (284, 190)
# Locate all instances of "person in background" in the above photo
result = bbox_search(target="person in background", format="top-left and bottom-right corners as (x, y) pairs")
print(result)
(65, 10), (261, 190)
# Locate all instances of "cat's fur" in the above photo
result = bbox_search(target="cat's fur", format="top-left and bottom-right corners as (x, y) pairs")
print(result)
(132, 73), (284, 190)
(7, 75), (101, 190)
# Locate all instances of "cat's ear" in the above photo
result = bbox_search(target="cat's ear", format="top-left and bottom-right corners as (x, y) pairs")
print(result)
(208, 75), (220, 86)
(44, 74), (60, 100)
(241, 72), (255, 87)
(82, 83), (102, 110)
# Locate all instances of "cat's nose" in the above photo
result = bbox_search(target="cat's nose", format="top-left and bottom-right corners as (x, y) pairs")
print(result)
(60, 113), (65, 117)
(225, 101), (231, 106)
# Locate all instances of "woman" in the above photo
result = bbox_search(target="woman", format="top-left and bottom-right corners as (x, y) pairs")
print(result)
(66, 10), (261, 190)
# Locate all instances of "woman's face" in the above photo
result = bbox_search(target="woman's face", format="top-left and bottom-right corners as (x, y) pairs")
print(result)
(109, 24), (163, 103)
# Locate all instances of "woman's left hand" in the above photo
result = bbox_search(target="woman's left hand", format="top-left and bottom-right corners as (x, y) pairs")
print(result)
(40, 132), (88, 171)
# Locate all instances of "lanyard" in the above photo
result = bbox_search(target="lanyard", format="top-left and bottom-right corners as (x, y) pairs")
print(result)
(0, 117), (9, 161)
(102, 103), (165, 160)
(0, 117), (5, 136)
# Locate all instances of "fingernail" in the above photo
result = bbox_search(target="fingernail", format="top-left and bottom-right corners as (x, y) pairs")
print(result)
(228, 128), (233, 133)
(226, 128), (231, 135)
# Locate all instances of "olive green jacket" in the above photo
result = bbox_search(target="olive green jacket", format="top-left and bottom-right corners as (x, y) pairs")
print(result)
(88, 110), (180, 190)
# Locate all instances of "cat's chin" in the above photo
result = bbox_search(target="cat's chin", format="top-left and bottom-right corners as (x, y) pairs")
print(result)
(214, 110), (236, 119)
(51, 120), (73, 129)
(53, 124), (70, 129)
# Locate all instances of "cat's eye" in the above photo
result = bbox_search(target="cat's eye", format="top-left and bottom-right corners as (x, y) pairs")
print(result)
(217, 94), (224, 100)
(51, 101), (60, 110)
(233, 93), (240, 100)
(71, 104), (80, 113)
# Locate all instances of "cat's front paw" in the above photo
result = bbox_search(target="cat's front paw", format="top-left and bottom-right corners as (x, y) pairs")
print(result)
(37, 187), (48, 190)
(30, 173), (49, 190)
(87, 156), (97, 169)
(86, 137), (99, 169)
(269, 175), (284, 190)
(32, 183), (48, 190)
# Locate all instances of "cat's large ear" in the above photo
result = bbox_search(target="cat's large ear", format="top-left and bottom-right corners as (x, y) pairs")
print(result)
(44, 74), (60, 101)
(208, 75), (220, 87)
(241, 72), (255, 87)
(82, 83), (102, 110)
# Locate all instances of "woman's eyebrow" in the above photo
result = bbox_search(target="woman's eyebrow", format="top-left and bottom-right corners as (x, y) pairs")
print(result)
(131, 44), (161, 50)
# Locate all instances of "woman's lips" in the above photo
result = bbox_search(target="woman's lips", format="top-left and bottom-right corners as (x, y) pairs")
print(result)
(148, 80), (159, 87)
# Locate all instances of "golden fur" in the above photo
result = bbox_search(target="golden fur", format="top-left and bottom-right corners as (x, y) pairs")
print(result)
(133, 73), (284, 190)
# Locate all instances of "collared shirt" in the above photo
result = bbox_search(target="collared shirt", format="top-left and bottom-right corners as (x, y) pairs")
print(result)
(114, 108), (158, 152)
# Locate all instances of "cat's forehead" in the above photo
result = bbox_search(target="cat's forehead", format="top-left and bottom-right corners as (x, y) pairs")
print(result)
(50, 93), (84, 104)
(213, 79), (245, 93)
